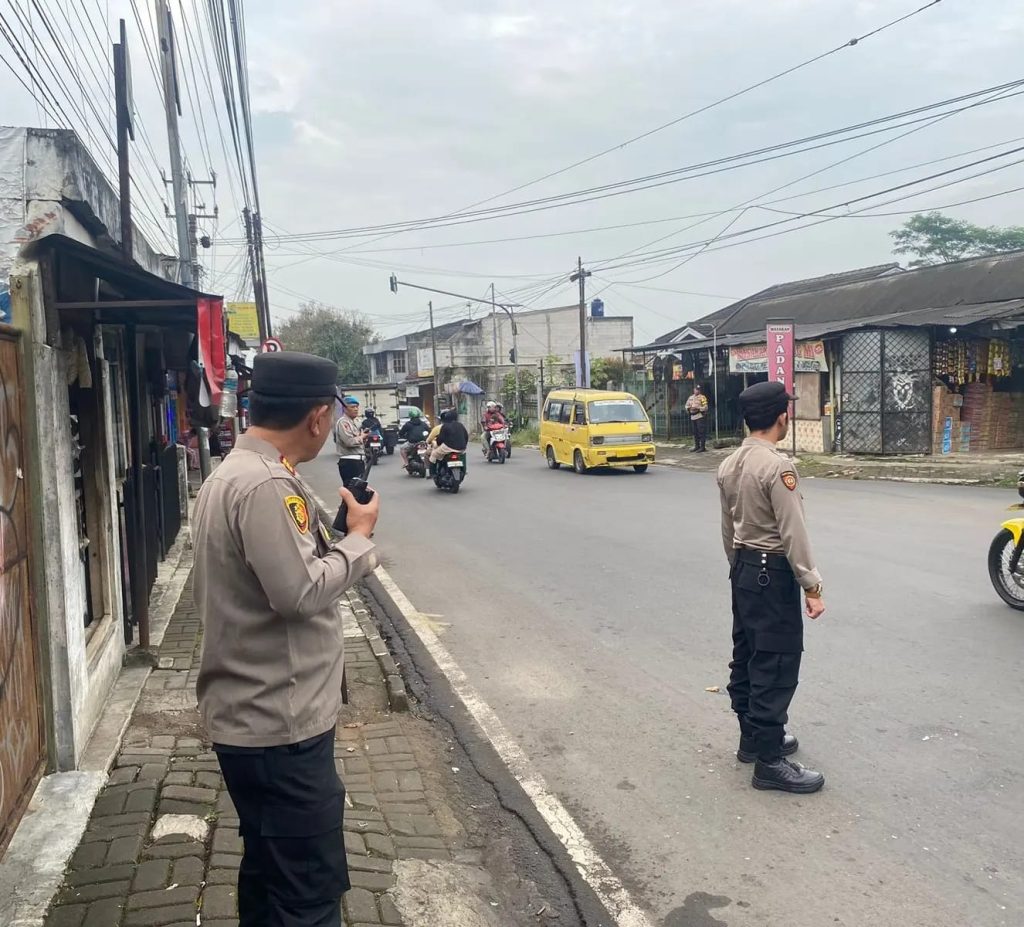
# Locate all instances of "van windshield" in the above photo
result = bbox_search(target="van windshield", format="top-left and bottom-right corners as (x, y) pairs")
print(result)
(587, 398), (647, 424)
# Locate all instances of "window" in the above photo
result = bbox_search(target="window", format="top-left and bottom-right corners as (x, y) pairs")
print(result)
(392, 353), (407, 374)
(559, 402), (572, 424)
(544, 400), (562, 421)
(588, 398), (647, 423)
(374, 354), (388, 377)
(573, 402), (586, 424)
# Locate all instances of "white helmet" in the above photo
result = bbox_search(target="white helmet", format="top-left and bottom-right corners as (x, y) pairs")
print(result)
(486, 401), (497, 410)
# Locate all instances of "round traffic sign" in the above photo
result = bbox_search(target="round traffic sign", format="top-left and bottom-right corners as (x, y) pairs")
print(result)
(261, 337), (283, 353)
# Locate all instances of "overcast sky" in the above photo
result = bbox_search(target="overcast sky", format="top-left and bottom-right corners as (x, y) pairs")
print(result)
(3, 0), (1024, 344)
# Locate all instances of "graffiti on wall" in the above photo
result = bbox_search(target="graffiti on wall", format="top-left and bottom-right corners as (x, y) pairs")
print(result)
(0, 336), (42, 839)
(0, 282), (9, 325)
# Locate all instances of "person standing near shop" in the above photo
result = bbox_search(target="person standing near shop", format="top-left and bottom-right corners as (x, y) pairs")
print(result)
(717, 380), (826, 794)
(193, 351), (381, 925)
(685, 383), (709, 452)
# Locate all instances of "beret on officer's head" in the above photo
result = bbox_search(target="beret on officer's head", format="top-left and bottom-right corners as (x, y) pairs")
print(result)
(738, 380), (795, 418)
(251, 351), (340, 400)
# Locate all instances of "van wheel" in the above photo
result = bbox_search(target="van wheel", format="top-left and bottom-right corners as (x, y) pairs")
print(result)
(546, 446), (560, 470)
(633, 464), (649, 473)
(573, 450), (588, 474)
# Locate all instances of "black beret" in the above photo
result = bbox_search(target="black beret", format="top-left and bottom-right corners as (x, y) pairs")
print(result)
(251, 351), (339, 399)
(738, 380), (796, 416)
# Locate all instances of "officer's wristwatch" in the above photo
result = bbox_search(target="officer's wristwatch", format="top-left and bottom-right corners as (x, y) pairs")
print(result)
(805, 582), (823, 599)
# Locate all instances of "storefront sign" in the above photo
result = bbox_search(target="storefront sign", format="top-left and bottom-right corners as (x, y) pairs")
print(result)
(416, 347), (433, 377)
(225, 302), (261, 341)
(728, 339), (828, 374)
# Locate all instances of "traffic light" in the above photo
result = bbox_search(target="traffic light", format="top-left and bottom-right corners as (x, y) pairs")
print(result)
(389, 274), (398, 294)
(508, 348), (516, 363)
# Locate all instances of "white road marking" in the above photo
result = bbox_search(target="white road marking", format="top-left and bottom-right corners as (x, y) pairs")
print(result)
(373, 566), (654, 927)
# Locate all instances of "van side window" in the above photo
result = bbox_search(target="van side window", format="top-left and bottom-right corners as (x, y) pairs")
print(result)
(545, 401), (562, 421)
(559, 402), (572, 424)
(573, 402), (586, 424)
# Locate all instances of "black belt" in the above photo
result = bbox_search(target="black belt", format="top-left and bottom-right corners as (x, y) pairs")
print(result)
(735, 548), (792, 572)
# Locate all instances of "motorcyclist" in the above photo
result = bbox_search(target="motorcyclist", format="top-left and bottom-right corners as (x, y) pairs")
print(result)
(361, 407), (383, 437)
(429, 408), (469, 475)
(481, 401), (506, 455)
(398, 408), (431, 465)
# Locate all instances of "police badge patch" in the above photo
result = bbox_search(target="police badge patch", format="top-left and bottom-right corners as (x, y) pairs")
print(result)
(284, 494), (309, 533)
(781, 471), (798, 491)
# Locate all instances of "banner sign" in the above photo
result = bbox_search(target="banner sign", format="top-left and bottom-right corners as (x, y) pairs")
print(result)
(416, 347), (433, 377)
(728, 339), (828, 374)
(225, 302), (261, 341)
(766, 319), (794, 404)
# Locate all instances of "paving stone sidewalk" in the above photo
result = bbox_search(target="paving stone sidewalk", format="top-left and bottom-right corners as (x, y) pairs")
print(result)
(40, 580), (478, 927)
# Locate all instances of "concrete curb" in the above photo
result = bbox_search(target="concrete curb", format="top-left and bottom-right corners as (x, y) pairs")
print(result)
(347, 590), (411, 713)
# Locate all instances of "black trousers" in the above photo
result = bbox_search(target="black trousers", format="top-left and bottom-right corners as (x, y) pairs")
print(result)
(727, 554), (804, 761)
(215, 729), (349, 927)
(693, 417), (707, 450)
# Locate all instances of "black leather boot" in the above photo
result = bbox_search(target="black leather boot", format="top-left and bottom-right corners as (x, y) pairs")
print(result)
(751, 757), (824, 794)
(737, 733), (798, 763)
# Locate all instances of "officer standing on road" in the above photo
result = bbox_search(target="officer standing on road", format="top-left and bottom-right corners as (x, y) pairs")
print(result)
(193, 351), (381, 925)
(717, 380), (826, 794)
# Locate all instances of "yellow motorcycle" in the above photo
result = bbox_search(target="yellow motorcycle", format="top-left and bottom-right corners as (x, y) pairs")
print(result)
(988, 470), (1024, 610)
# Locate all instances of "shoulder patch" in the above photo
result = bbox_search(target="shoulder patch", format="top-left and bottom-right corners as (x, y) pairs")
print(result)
(279, 455), (297, 476)
(780, 471), (798, 491)
(284, 494), (309, 533)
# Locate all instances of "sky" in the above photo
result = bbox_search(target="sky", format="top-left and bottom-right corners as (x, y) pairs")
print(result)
(3, 0), (1024, 345)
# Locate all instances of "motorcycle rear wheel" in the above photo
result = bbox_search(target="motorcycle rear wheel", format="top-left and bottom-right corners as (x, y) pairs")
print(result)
(988, 528), (1024, 610)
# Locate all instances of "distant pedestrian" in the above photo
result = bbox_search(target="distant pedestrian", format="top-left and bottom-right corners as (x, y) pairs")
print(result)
(193, 351), (381, 925)
(685, 384), (709, 452)
(716, 380), (826, 794)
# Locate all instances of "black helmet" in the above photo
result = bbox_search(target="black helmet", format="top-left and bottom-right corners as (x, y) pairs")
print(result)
(365, 407), (375, 416)
(440, 408), (457, 423)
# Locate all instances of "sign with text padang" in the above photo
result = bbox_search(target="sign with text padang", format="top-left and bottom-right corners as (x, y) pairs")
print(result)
(766, 320), (795, 402)
(225, 302), (261, 341)
(728, 339), (828, 374)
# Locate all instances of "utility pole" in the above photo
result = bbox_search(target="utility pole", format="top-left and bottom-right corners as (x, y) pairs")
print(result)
(113, 20), (134, 261)
(491, 282), (499, 400)
(428, 300), (441, 416)
(570, 257), (592, 387)
(154, 0), (192, 287)
(253, 213), (272, 336)
(243, 208), (267, 343)
(188, 172), (218, 289)
(510, 313), (521, 424)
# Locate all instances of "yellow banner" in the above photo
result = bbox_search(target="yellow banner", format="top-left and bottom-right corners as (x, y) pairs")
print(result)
(225, 302), (261, 341)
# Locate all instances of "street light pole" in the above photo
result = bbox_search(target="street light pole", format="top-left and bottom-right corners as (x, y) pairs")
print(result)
(428, 300), (441, 416)
(570, 258), (592, 387)
(491, 282), (500, 400)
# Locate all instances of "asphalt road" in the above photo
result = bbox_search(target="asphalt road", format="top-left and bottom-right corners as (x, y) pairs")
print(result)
(303, 445), (1024, 927)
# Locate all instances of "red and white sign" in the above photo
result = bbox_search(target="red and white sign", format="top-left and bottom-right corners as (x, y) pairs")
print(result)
(261, 337), (283, 353)
(766, 319), (795, 406)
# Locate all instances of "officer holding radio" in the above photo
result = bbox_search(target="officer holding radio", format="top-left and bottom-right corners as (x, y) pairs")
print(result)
(717, 380), (826, 795)
(193, 351), (380, 926)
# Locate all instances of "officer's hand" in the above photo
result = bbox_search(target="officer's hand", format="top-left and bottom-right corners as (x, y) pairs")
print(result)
(805, 595), (826, 620)
(339, 486), (380, 538)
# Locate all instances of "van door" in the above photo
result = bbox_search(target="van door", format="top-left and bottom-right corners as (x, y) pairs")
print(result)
(569, 399), (588, 459)
(542, 398), (563, 463)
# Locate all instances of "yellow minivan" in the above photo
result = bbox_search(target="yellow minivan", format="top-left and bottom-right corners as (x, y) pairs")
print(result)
(540, 389), (655, 474)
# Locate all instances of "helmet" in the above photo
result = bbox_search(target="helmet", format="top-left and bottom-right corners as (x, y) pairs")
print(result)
(496, 402), (504, 410)
(440, 408), (456, 423)
(340, 395), (359, 407)
(486, 401), (497, 410)
(408, 408), (421, 418)
(364, 407), (375, 416)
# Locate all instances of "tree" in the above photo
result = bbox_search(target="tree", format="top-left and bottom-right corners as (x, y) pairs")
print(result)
(890, 212), (1024, 267)
(275, 301), (378, 384)
(501, 368), (537, 416)
(590, 356), (631, 390)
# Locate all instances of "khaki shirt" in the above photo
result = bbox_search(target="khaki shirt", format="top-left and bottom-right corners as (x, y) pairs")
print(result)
(716, 436), (822, 589)
(334, 414), (363, 454)
(194, 434), (378, 747)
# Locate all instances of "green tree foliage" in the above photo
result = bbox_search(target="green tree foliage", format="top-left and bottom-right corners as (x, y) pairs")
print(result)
(589, 356), (631, 390)
(275, 301), (378, 384)
(890, 212), (1024, 267)
(501, 368), (538, 413)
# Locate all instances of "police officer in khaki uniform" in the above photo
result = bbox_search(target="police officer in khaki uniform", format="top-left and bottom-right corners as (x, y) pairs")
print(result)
(193, 351), (380, 926)
(717, 380), (826, 794)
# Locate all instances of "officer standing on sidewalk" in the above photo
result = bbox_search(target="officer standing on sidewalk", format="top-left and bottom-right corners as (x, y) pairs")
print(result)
(717, 380), (826, 794)
(193, 351), (380, 926)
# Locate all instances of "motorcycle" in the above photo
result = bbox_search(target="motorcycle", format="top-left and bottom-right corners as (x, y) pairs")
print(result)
(484, 422), (510, 464)
(366, 430), (384, 465)
(434, 450), (467, 493)
(405, 441), (429, 478)
(988, 469), (1024, 611)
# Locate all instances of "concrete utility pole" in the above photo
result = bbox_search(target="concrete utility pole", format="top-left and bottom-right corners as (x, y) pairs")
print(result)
(491, 282), (499, 399)
(113, 20), (134, 261)
(154, 0), (192, 287)
(570, 257), (592, 387)
(428, 300), (441, 415)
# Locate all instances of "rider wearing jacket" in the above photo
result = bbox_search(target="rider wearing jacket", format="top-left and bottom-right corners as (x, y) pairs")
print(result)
(398, 409), (431, 464)
(429, 409), (469, 470)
